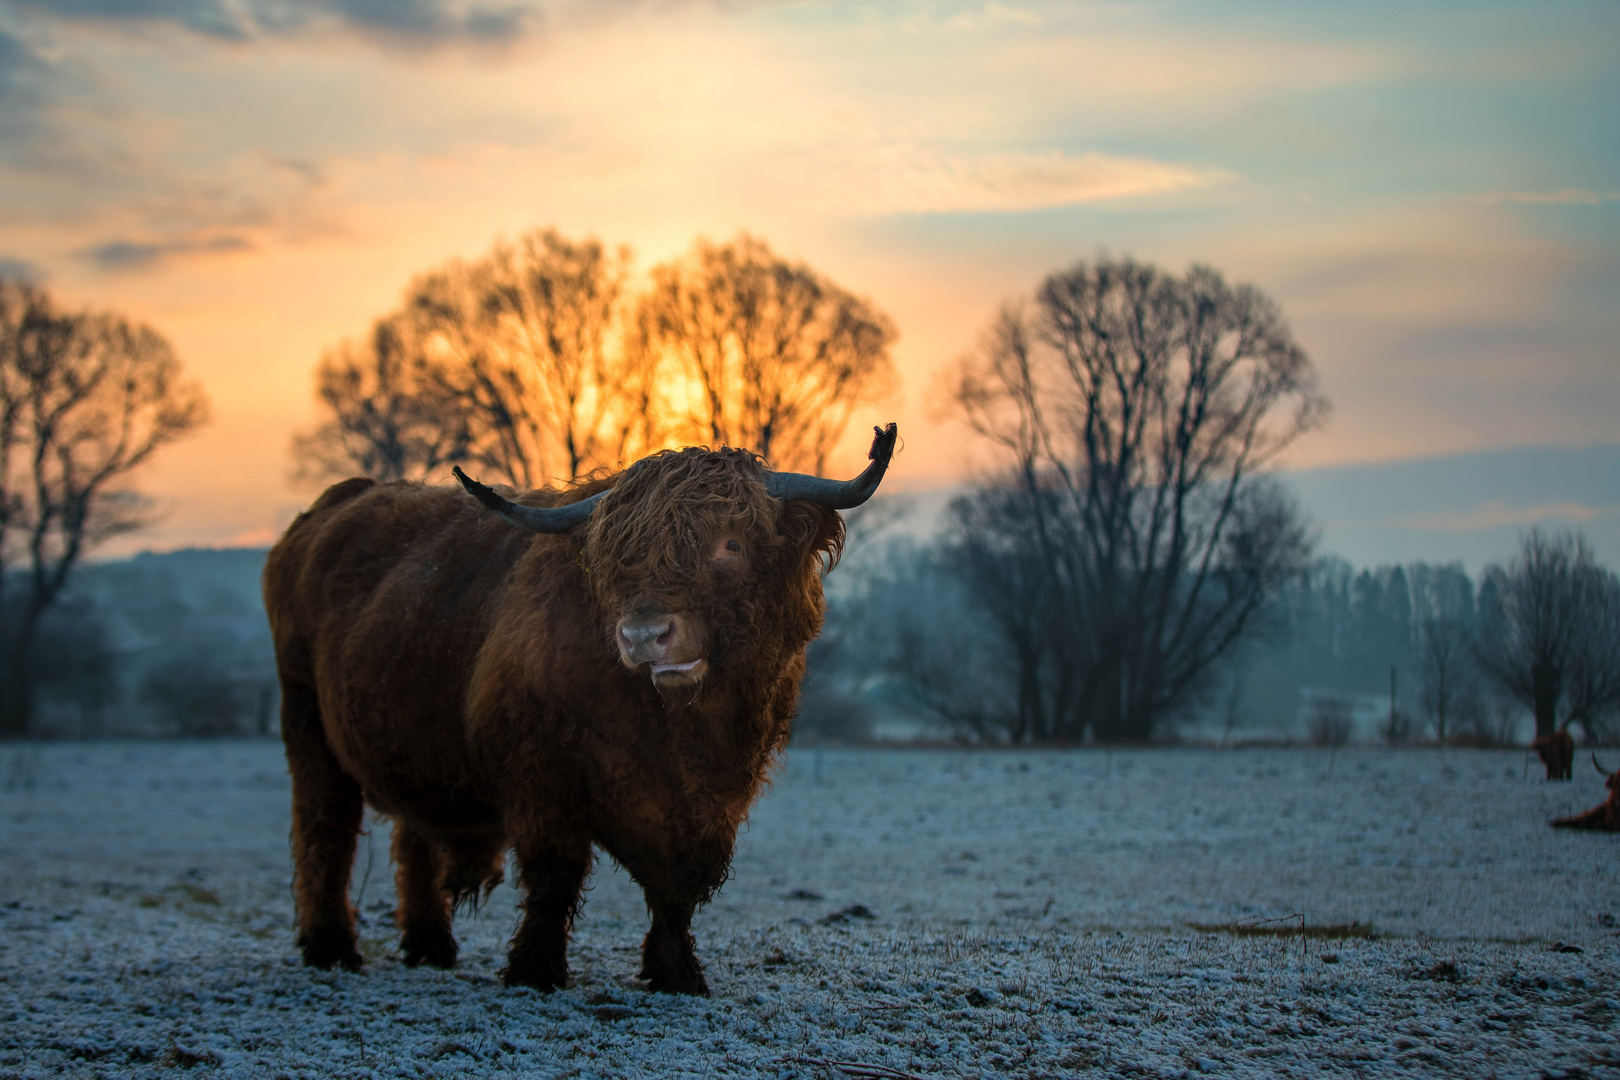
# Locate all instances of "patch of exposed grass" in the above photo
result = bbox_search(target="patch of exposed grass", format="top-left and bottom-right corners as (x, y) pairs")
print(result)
(176, 884), (221, 906)
(1188, 920), (1376, 941)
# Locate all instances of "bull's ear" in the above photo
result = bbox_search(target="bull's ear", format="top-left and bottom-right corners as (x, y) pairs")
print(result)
(453, 467), (605, 533)
(780, 500), (845, 575)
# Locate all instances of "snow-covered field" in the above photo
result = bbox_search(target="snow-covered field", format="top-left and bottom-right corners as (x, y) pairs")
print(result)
(1, 740), (1616, 1079)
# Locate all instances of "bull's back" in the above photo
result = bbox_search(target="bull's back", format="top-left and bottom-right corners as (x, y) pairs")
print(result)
(264, 479), (533, 820)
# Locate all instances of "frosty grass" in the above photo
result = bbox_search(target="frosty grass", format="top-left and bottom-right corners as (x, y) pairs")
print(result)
(1, 741), (1616, 1078)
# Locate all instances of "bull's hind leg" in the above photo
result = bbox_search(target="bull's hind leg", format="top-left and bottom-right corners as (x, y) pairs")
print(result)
(393, 823), (456, 968)
(281, 685), (364, 971)
(504, 835), (591, 991)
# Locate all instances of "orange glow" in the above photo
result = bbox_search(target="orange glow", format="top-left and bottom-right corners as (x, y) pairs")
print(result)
(0, 2), (1611, 557)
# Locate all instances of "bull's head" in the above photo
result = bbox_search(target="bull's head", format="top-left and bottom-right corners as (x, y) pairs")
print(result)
(455, 423), (898, 690)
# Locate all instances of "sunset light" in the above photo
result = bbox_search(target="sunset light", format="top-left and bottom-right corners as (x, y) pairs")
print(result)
(4, 4), (1620, 1072)
(0, 1), (1613, 557)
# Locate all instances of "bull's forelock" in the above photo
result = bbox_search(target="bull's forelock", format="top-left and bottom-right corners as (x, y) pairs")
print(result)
(585, 447), (780, 592)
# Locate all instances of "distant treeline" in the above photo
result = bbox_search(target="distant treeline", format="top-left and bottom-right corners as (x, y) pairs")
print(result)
(14, 548), (275, 739)
(800, 527), (1620, 748)
(17, 528), (1620, 746)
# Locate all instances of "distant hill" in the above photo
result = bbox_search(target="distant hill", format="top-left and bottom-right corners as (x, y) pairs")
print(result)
(28, 547), (276, 738)
(91, 546), (270, 617)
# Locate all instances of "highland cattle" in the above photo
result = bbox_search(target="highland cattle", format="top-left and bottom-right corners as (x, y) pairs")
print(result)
(263, 424), (898, 994)
(1551, 755), (1620, 831)
(1533, 729), (1575, 781)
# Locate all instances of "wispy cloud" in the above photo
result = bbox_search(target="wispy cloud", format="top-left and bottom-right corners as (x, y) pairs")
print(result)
(0, 255), (40, 280)
(1396, 500), (1615, 533)
(77, 232), (254, 270)
(783, 145), (1233, 216)
(4, 0), (544, 46)
(1482, 189), (1620, 206)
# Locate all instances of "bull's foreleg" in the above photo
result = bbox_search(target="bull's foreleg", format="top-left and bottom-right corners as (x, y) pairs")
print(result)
(282, 686), (364, 971)
(640, 897), (708, 996)
(630, 839), (733, 996)
(504, 842), (591, 991)
(393, 823), (457, 969)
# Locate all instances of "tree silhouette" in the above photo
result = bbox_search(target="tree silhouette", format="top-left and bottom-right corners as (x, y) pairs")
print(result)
(0, 279), (208, 736)
(941, 256), (1324, 742)
(297, 230), (655, 488)
(1477, 529), (1620, 741)
(640, 234), (896, 474)
(1408, 562), (1478, 743)
(300, 230), (897, 487)
(293, 316), (471, 483)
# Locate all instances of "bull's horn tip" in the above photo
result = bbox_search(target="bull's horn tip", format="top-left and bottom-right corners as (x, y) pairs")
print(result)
(452, 466), (510, 513)
(868, 422), (899, 462)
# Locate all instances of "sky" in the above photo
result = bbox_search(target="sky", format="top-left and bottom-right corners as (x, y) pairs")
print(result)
(0, 0), (1615, 563)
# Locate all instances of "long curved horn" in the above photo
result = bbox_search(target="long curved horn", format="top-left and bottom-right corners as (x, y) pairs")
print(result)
(764, 423), (898, 509)
(453, 467), (606, 534)
(1595, 753), (1613, 778)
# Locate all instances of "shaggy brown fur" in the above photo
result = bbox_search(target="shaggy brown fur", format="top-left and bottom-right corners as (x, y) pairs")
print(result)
(1551, 756), (1620, 831)
(1533, 729), (1575, 781)
(263, 446), (853, 995)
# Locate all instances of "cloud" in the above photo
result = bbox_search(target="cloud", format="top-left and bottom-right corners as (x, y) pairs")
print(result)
(77, 233), (254, 270)
(1395, 500), (1615, 533)
(0, 25), (51, 139)
(783, 145), (1233, 217)
(1482, 189), (1620, 206)
(0, 27), (34, 103)
(4, 0), (543, 46)
(0, 255), (42, 280)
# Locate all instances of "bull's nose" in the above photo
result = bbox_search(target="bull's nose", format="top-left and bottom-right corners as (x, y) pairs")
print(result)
(617, 617), (675, 664)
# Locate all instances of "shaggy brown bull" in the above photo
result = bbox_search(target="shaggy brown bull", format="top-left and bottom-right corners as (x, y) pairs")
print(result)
(1551, 755), (1620, 831)
(1533, 729), (1575, 781)
(263, 424), (898, 995)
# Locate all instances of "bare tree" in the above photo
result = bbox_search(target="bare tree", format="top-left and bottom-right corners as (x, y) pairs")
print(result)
(640, 234), (897, 473)
(297, 229), (656, 488)
(477, 231), (654, 481)
(937, 485), (1064, 742)
(943, 257), (1324, 742)
(1408, 562), (1478, 743)
(293, 316), (471, 483)
(1416, 614), (1472, 742)
(0, 280), (208, 736)
(1477, 530), (1620, 742)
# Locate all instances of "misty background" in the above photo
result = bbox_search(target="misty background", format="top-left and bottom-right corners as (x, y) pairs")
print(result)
(23, 441), (1620, 745)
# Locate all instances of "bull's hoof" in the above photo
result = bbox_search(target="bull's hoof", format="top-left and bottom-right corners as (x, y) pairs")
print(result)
(642, 956), (709, 996)
(298, 925), (362, 972)
(501, 958), (568, 992)
(401, 927), (458, 969)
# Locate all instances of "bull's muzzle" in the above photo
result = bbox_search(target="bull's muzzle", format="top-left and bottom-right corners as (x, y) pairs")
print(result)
(616, 614), (707, 685)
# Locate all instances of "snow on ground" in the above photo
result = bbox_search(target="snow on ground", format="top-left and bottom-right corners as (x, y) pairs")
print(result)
(1, 740), (1616, 1079)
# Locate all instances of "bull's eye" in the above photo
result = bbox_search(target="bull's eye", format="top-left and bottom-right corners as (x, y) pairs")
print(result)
(726, 539), (741, 552)
(712, 534), (745, 561)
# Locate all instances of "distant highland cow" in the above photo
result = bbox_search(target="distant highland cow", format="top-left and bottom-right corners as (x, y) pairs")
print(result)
(1551, 756), (1620, 832)
(1533, 729), (1575, 781)
(263, 424), (898, 995)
